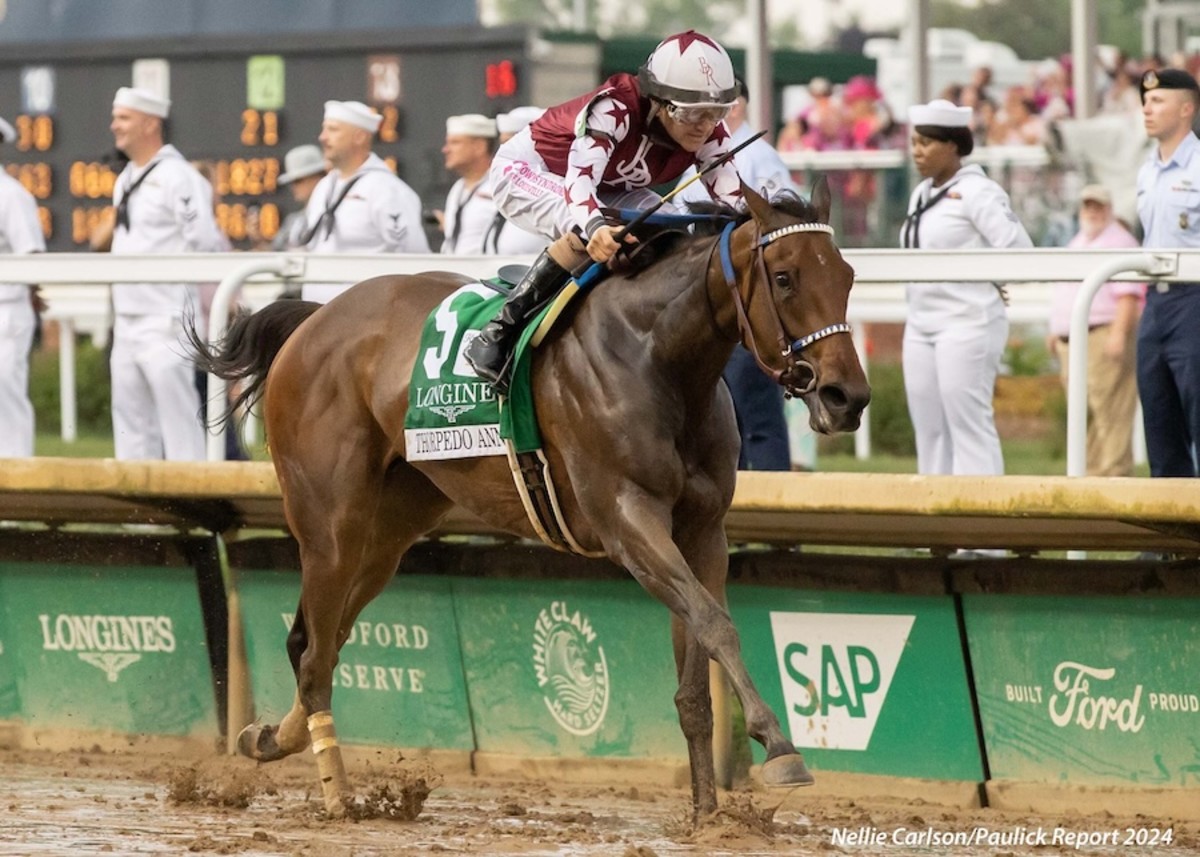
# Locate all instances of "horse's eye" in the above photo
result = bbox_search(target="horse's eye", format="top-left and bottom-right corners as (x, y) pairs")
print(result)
(773, 271), (793, 291)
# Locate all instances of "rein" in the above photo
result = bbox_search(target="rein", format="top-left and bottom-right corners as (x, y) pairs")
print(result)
(715, 220), (852, 397)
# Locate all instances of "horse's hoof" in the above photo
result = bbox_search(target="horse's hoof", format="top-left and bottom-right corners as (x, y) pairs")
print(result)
(324, 796), (347, 819)
(760, 752), (815, 787)
(236, 723), (287, 762)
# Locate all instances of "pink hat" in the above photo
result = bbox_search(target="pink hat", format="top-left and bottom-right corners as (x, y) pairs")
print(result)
(843, 75), (881, 103)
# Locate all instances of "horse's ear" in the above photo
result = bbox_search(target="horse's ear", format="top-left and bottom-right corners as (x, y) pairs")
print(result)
(810, 175), (832, 225)
(740, 179), (775, 226)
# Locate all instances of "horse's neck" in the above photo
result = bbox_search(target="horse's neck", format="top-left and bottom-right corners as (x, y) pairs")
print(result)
(613, 240), (736, 396)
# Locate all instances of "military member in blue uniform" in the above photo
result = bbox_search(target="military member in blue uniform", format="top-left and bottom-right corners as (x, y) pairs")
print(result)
(1136, 68), (1200, 477)
(675, 79), (800, 471)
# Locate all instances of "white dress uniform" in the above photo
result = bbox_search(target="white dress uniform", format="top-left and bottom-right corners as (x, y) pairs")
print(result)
(901, 163), (1032, 476)
(0, 169), (45, 457)
(302, 153), (429, 303)
(445, 175), (549, 256)
(674, 122), (801, 206)
(440, 177), (497, 255)
(485, 212), (549, 255)
(110, 144), (223, 462)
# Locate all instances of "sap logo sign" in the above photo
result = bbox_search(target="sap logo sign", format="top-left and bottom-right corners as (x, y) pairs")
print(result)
(770, 612), (915, 751)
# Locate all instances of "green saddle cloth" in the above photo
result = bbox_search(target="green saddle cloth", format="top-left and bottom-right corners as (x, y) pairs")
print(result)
(403, 281), (546, 461)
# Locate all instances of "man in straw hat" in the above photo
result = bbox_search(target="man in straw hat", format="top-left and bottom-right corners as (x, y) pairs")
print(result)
(108, 85), (223, 461)
(301, 100), (428, 303)
(0, 113), (45, 457)
(272, 143), (327, 251)
(1047, 183), (1142, 476)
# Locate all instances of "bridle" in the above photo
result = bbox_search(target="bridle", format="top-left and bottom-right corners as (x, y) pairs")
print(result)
(714, 219), (852, 397)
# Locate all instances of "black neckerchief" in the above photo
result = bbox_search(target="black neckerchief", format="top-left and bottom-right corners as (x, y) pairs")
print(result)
(301, 173), (365, 245)
(448, 179), (483, 252)
(483, 211), (506, 254)
(901, 179), (959, 249)
(115, 160), (162, 231)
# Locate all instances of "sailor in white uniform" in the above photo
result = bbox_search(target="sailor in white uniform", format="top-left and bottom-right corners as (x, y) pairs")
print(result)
(109, 87), (224, 461)
(440, 113), (500, 255)
(901, 99), (1032, 476)
(0, 114), (45, 457)
(302, 100), (429, 303)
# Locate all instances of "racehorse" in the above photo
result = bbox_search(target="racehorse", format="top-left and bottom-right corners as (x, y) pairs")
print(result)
(195, 179), (870, 821)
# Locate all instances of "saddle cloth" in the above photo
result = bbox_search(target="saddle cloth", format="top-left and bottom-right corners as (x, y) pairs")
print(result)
(403, 282), (543, 461)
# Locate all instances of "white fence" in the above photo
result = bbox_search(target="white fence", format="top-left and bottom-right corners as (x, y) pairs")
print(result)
(11, 248), (1192, 471)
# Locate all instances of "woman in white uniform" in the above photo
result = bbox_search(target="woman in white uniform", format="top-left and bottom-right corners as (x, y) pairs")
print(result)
(901, 99), (1032, 476)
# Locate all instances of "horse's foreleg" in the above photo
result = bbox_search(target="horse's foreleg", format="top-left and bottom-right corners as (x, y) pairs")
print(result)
(684, 600), (812, 786)
(613, 511), (813, 790)
(672, 617), (718, 819)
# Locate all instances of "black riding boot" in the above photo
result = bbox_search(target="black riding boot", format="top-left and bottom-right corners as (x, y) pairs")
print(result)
(465, 250), (571, 393)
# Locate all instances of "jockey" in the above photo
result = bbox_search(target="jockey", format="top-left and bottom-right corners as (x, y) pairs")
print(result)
(465, 30), (743, 393)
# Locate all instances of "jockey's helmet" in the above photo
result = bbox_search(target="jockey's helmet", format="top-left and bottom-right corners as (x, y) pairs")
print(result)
(638, 31), (738, 110)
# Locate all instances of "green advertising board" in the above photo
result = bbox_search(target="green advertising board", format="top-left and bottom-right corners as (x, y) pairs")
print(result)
(0, 595), (19, 720)
(731, 586), (983, 781)
(237, 571), (473, 750)
(0, 563), (217, 736)
(965, 595), (1200, 787)
(452, 577), (685, 759)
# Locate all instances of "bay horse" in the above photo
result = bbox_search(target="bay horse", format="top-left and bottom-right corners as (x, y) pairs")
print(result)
(196, 179), (870, 820)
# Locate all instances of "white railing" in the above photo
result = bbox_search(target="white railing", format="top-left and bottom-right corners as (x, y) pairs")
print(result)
(14, 248), (1189, 470)
(778, 143), (1050, 173)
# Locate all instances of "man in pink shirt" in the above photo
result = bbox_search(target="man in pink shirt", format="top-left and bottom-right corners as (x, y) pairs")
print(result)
(1047, 184), (1144, 475)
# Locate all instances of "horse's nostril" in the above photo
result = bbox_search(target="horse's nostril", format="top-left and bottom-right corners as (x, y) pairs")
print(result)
(819, 384), (850, 413)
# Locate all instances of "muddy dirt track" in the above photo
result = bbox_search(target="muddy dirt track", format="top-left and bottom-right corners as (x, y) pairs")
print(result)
(1, 745), (1197, 857)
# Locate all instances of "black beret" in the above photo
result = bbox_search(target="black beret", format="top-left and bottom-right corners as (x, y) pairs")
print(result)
(1140, 68), (1200, 100)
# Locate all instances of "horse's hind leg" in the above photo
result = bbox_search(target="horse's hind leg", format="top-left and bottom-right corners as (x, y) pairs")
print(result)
(672, 612), (718, 818)
(239, 456), (453, 815)
(237, 610), (312, 761)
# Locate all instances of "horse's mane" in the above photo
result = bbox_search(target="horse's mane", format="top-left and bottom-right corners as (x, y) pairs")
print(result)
(611, 192), (821, 276)
(683, 191), (820, 234)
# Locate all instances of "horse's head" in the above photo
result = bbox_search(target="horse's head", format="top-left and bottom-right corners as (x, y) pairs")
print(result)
(719, 177), (870, 433)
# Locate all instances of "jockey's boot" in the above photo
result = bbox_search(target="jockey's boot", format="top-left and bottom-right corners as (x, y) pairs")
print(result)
(465, 248), (572, 394)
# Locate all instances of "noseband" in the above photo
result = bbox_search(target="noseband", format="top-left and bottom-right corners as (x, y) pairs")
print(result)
(715, 220), (852, 396)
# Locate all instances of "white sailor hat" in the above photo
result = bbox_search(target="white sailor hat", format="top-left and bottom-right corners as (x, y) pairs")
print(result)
(496, 106), (545, 135)
(323, 100), (382, 133)
(445, 113), (497, 138)
(113, 86), (171, 119)
(278, 144), (326, 185)
(908, 99), (972, 128)
(0, 115), (15, 144)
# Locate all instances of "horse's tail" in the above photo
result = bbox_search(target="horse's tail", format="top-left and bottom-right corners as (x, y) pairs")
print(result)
(188, 300), (321, 427)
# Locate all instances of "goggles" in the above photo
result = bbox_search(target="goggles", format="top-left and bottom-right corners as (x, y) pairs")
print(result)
(666, 103), (732, 126)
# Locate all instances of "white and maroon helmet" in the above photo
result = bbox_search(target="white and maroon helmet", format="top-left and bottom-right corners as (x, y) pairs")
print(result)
(638, 30), (738, 108)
